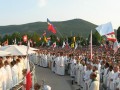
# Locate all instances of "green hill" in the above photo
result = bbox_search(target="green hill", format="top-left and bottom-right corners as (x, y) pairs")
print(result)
(0, 19), (97, 37)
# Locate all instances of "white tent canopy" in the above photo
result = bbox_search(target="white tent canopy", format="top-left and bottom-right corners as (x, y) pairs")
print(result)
(0, 50), (11, 56)
(0, 45), (37, 56)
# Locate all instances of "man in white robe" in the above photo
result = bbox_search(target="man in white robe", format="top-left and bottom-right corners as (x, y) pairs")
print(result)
(5, 61), (13, 89)
(57, 54), (65, 75)
(55, 54), (60, 74)
(83, 64), (92, 90)
(109, 66), (119, 90)
(11, 61), (19, 86)
(89, 72), (99, 90)
(0, 61), (3, 90)
(1, 63), (8, 90)
(43, 54), (48, 68)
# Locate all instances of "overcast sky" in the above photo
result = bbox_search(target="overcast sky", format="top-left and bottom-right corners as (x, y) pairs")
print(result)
(0, 0), (120, 29)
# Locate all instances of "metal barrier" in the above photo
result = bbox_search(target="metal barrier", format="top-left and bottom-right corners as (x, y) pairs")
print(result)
(11, 61), (36, 90)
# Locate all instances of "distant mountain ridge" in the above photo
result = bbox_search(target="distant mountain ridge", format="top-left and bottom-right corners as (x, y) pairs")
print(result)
(0, 19), (97, 37)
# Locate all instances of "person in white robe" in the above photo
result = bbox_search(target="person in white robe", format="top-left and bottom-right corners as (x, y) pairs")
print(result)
(55, 54), (60, 74)
(56, 54), (65, 75)
(0, 61), (3, 90)
(103, 63), (109, 87)
(115, 73), (120, 90)
(11, 61), (19, 86)
(16, 59), (23, 82)
(4, 61), (13, 89)
(51, 54), (56, 72)
(106, 66), (114, 89)
(70, 56), (76, 77)
(43, 54), (48, 68)
(89, 72), (99, 90)
(1, 62), (8, 90)
(109, 65), (119, 90)
(83, 64), (92, 90)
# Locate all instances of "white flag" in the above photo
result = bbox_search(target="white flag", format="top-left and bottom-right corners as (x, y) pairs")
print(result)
(62, 41), (66, 48)
(113, 40), (120, 54)
(96, 22), (114, 36)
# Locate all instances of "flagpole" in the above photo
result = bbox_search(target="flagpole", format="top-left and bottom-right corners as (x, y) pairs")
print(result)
(90, 30), (92, 59)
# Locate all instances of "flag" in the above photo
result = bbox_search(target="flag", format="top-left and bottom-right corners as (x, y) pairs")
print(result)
(47, 18), (57, 34)
(105, 32), (116, 42)
(43, 36), (48, 43)
(26, 41), (32, 90)
(23, 35), (28, 42)
(62, 41), (66, 48)
(14, 38), (16, 45)
(57, 37), (60, 42)
(52, 42), (56, 48)
(96, 22), (114, 36)
(4, 39), (8, 46)
(71, 43), (74, 48)
(90, 30), (92, 59)
(113, 40), (120, 54)
(73, 36), (76, 42)
(47, 37), (51, 40)
(74, 42), (78, 49)
(42, 31), (46, 36)
(65, 42), (69, 49)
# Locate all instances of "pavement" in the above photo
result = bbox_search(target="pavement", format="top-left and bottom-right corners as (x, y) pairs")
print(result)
(35, 65), (79, 90)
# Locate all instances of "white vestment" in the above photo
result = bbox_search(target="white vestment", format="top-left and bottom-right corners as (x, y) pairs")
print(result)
(5, 65), (13, 89)
(89, 80), (99, 90)
(0, 69), (3, 90)
(1, 67), (8, 90)
(109, 72), (119, 90)
(55, 56), (60, 74)
(56, 56), (65, 75)
(43, 55), (48, 67)
(11, 65), (19, 86)
(17, 63), (23, 81)
(83, 69), (92, 90)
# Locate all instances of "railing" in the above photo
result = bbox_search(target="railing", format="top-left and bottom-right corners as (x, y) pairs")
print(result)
(11, 61), (35, 90)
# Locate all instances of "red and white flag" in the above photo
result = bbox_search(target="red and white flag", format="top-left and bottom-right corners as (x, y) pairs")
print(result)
(42, 31), (46, 36)
(26, 41), (32, 90)
(52, 42), (56, 48)
(23, 35), (28, 42)
(105, 32), (116, 42)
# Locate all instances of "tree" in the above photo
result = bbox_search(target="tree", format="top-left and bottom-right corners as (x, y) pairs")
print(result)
(117, 26), (120, 42)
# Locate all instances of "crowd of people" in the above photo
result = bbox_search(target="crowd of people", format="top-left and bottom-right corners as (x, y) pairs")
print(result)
(0, 55), (28, 90)
(0, 45), (120, 90)
(30, 46), (120, 90)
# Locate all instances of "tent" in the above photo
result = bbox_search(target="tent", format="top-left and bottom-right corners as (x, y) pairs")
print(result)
(0, 50), (11, 56)
(0, 45), (36, 56)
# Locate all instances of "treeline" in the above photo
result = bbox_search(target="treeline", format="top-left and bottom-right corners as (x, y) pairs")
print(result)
(0, 31), (104, 47)
(117, 26), (120, 42)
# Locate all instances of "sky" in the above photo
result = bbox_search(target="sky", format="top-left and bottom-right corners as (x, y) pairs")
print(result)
(0, 0), (120, 29)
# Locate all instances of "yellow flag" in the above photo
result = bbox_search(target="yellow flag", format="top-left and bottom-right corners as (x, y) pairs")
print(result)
(71, 43), (74, 48)
(44, 36), (48, 43)
(73, 36), (76, 42)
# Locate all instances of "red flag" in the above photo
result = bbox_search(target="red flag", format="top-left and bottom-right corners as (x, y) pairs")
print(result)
(23, 35), (28, 42)
(47, 18), (56, 34)
(26, 41), (32, 90)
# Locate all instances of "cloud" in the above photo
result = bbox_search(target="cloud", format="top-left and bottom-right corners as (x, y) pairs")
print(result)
(38, 0), (48, 7)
